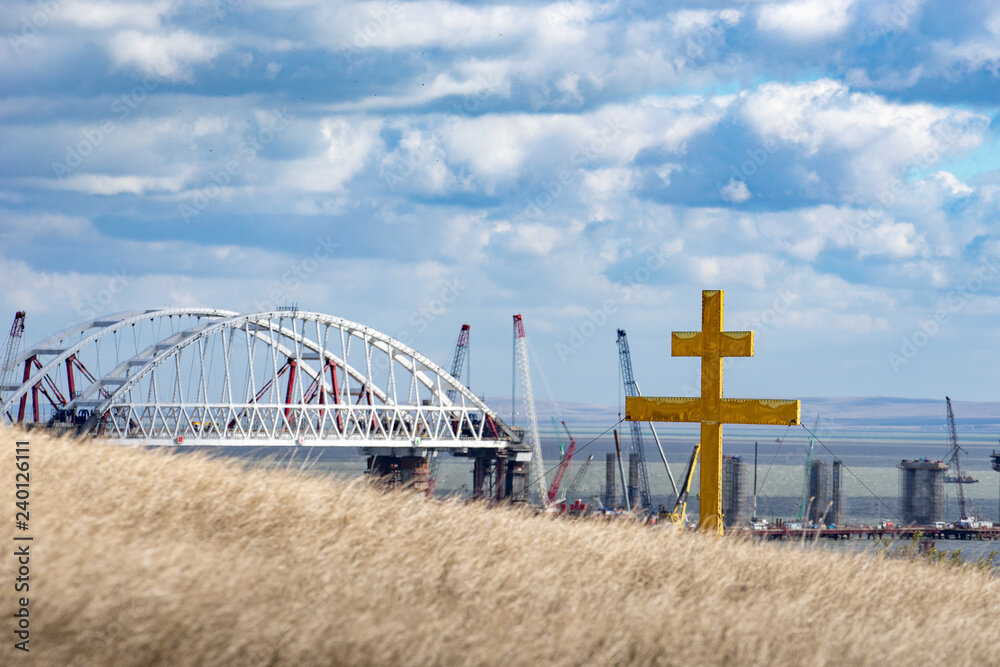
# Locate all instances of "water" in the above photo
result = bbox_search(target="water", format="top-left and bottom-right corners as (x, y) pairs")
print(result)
(208, 425), (1000, 527)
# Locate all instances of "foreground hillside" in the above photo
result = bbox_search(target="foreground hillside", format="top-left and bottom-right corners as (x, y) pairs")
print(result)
(4, 429), (1000, 666)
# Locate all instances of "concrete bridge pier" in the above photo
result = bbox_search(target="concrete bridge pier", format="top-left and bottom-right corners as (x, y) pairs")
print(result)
(367, 454), (432, 493)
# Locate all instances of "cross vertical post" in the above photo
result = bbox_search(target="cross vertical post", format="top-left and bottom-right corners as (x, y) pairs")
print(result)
(625, 290), (800, 535)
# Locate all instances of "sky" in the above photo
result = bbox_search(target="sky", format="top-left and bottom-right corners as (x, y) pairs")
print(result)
(1, 0), (1000, 406)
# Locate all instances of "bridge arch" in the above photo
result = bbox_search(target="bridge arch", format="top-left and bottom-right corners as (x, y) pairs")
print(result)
(1, 309), (513, 449)
(1, 308), (236, 423)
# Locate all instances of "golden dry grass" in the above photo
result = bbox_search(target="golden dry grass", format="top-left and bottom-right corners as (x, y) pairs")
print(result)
(3, 426), (1000, 666)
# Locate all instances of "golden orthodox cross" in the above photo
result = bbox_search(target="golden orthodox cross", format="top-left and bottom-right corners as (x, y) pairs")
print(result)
(625, 290), (800, 534)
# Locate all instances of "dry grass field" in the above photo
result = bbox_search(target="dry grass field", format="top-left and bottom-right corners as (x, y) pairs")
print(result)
(3, 427), (1000, 666)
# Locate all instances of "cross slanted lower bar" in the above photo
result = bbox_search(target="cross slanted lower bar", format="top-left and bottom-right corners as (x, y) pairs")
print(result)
(625, 290), (800, 534)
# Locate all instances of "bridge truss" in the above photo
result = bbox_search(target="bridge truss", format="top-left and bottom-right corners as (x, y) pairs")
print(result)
(1, 309), (516, 452)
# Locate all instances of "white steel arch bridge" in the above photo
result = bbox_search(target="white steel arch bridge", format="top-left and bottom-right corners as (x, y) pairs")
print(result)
(1, 308), (521, 456)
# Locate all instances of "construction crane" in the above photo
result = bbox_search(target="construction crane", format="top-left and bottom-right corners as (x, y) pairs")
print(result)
(429, 324), (472, 492)
(616, 329), (654, 509)
(564, 454), (594, 504)
(513, 315), (547, 506)
(945, 396), (969, 520)
(663, 441), (701, 526)
(1, 311), (26, 412)
(796, 414), (821, 521)
(991, 447), (1000, 529)
(445, 324), (470, 402)
(546, 420), (577, 503)
(618, 329), (678, 507)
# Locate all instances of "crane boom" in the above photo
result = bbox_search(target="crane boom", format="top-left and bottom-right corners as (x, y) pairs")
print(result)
(547, 420), (577, 503)
(634, 381), (678, 497)
(616, 329), (652, 509)
(665, 441), (701, 526)
(1, 311), (26, 408)
(565, 454), (593, 503)
(514, 315), (547, 506)
(445, 324), (470, 402)
(945, 396), (968, 520)
(796, 414), (821, 521)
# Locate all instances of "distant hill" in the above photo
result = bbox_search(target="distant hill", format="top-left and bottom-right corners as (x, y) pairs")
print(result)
(483, 396), (1000, 432)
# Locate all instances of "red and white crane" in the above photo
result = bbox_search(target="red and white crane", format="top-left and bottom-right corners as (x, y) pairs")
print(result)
(513, 314), (547, 506)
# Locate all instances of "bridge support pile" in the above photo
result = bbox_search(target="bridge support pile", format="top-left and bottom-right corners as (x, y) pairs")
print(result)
(367, 455), (432, 493)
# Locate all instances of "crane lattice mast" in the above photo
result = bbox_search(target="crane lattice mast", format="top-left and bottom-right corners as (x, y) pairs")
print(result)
(513, 315), (547, 506)
(445, 324), (470, 402)
(564, 454), (593, 504)
(616, 329), (652, 509)
(796, 414), (821, 521)
(1, 311), (26, 408)
(945, 396), (969, 520)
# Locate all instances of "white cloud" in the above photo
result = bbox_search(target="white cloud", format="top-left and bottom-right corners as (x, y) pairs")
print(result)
(928, 171), (973, 198)
(107, 30), (224, 80)
(741, 79), (988, 201)
(319, 1), (595, 51)
(59, 1), (171, 30)
(670, 8), (742, 36)
(329, 63), (511, 111)
(0, 211), (93, 236)
(757, 0), (857, 40)
(289, 118), (383, 193)
(50, 173), (187, 195)
(720, 178), (751, 203)
(857, 221), (925, 259)
(498, 221), (583, 256)
(689, 253), (772, 289)
(655, 163), (681, 185)
(192, 116), (230, 137)
(441, 97), (728, 190)
(379, 124), (455, 194)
